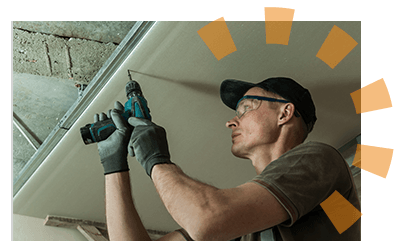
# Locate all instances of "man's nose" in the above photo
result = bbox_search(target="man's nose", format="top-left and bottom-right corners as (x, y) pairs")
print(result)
(226, 116), (238, 129)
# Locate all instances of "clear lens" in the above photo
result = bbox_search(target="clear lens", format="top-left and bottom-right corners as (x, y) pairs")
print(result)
(236, 98), (261, 118)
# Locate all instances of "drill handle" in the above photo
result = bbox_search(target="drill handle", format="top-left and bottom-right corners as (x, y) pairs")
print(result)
(124, 96), (152, 121)
(81, 118), (116, 144)
(80, 93), (152, 145)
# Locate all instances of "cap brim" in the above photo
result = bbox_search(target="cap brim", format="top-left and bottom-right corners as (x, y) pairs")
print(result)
(220, 79), (257, 110)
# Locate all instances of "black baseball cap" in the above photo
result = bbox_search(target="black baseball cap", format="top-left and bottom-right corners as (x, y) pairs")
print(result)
(220, 77), (317, 133)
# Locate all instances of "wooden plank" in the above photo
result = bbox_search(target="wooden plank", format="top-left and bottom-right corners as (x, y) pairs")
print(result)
(44, 215), (168, 240)
(77, 225), (108, 241)
(44, 215), (107, 230)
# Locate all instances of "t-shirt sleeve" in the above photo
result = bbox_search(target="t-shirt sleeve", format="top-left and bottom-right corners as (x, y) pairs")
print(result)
(250, 142), (353, 227)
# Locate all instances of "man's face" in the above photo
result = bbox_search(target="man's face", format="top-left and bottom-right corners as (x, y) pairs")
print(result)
(226, 87), (281, 159)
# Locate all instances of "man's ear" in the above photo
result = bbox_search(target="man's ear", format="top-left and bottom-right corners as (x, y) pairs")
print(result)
(278, 103), (295, 125)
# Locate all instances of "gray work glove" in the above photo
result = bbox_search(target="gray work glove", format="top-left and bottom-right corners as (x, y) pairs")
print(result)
(96, 101), (131, 175)
(128, 118), (172, 177)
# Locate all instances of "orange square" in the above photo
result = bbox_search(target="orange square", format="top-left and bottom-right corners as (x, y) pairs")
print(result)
(320, 190), (362, 234)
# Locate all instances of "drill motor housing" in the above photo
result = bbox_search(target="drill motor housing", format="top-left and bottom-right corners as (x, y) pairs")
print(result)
(80, 80), (151, 145)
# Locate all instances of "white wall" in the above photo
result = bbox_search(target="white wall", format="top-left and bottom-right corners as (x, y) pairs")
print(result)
(13, 214), (87, 241)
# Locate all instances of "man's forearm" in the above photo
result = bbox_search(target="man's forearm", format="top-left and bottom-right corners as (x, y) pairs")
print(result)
(105, 171), (151, 241)
(152, 164), (225, 240)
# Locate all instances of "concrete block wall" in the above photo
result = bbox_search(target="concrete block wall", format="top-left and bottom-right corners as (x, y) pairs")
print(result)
(13, 22), (135, 183)
(13, 28), (118, 84)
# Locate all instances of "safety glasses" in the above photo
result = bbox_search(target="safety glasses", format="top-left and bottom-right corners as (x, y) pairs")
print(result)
(235, 95), (300, 119)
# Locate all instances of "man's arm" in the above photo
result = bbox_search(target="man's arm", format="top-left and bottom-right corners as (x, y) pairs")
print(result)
(105, 171), (188, 241)
(127, 118), (289, 240)
(96, 104), (187, 241)
(151, 163), (290, 241)
(94, 103), (149, 240)
(105, 171), (151, 241)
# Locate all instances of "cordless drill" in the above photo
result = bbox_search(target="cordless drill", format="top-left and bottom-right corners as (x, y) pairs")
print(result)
(80, 71), (151, 145)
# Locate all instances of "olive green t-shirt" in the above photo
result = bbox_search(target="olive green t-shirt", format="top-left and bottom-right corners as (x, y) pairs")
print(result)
(244, 141), (361, 241)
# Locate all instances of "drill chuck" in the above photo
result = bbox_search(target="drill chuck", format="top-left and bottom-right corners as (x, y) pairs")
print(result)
(126, 80), (143, 99)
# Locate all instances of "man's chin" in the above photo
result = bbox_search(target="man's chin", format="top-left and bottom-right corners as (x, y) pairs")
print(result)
(231, 146), (248, 159)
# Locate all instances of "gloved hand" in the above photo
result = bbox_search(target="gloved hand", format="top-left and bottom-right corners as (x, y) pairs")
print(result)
(128, 117), (172, 177)
(96, 101), (131, 175)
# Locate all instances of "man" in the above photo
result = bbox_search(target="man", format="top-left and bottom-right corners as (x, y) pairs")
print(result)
(96, 77), (361, 241)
